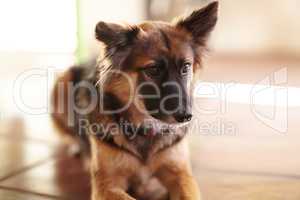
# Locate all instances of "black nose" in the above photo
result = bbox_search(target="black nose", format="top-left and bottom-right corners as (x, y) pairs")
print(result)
(174, 113), (193, 123)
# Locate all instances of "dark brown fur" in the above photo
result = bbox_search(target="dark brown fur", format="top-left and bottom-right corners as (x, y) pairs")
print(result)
(51, 2), (218, 200)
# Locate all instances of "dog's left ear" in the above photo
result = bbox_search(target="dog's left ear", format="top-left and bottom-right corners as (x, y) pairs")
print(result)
(95, 21), (140, 49)
(176, 1), (218, 44)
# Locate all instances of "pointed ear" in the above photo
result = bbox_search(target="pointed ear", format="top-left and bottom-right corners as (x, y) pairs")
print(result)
(176, 1), (218, 44)
(95, 21), (140, 48)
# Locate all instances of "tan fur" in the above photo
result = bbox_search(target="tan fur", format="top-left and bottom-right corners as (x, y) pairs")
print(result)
(52, 69), (200, 199)
(90, 136), (200, 200)
(51, 2), (219, 199)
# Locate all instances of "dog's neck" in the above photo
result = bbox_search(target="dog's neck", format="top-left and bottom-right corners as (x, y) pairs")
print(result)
(88, 98), (189, 162)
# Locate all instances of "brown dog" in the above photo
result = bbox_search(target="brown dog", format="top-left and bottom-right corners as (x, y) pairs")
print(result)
(51, 2), (218, 200)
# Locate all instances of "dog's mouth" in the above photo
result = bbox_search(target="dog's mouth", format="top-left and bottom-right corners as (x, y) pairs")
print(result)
(145, 115), (191, 131)
(120, 114), (191, 140)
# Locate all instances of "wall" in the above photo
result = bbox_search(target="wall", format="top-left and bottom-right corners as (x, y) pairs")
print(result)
(79, 0), (147, 58)
(210, 0), (300, 55)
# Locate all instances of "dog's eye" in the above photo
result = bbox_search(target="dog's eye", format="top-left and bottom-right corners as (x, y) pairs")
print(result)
(144, 66), (161, 78)
(181, 62), (192, 75)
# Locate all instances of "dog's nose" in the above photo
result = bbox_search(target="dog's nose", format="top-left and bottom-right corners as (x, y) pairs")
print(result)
(174, 113), (193, 123)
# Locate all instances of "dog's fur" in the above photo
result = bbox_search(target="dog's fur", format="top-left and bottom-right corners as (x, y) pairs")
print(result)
(51, 2), (218, 200)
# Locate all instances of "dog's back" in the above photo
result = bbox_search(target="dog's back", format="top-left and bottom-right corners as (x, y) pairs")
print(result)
(51, 59), (97, 152)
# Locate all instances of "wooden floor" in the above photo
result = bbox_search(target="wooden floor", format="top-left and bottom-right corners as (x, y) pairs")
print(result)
(0, 54), (300, 200)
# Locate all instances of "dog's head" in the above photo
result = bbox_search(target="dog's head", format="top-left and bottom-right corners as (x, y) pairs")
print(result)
(95, 2), (218, 131)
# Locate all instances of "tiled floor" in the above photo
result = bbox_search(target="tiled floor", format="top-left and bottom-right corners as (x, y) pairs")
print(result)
(0, 117), (90, 200)
(0, 55), (300, 200)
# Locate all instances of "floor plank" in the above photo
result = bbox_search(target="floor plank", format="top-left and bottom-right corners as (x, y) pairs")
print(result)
(0, 188), (57, 200)
(197, 170), (300, 200)
(0, 138), (53, 181)
(0, 155), (90, 200)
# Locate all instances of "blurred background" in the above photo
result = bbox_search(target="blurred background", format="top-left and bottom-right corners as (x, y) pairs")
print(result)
(0, 0), (300, 199)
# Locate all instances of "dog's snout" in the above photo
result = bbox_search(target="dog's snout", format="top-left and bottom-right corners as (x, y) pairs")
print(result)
(174, 113), (193, 123)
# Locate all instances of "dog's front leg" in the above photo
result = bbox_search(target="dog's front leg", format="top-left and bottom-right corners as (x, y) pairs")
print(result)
(89, 138), (139, 200)
(157, 167), (200, 200)
(91, 187), (135, 200)
(92, 188), (135, 200)
(170, 173), (200, 200)
(91, 172), (136, 200)
(154, 140), (201, 200)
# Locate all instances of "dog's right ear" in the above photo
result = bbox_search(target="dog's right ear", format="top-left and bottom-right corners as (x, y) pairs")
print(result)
(176, 1), (218, 45)
(95, 21), (140, 48)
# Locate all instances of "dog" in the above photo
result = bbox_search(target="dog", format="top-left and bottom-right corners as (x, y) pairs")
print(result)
(51, 2), (218, 200)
